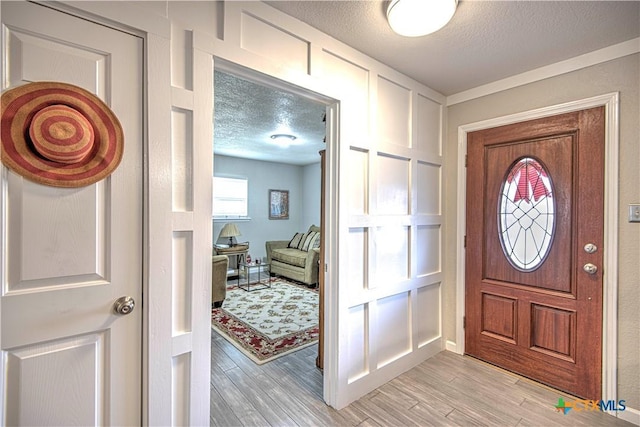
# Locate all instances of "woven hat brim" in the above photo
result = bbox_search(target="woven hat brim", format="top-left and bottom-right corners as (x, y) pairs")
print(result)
(1, 81), (123, 188)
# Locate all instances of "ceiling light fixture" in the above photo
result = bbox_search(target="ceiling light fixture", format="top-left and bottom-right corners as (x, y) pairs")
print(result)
(386, 0), (457, 37)
(269, 134), (297, 147)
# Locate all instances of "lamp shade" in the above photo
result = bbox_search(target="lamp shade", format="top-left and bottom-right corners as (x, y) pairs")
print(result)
(387, 0), (457, 37)
(219, 223), (241, 238)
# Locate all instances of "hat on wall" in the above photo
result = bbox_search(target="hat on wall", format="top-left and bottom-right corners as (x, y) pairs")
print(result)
(1, 81), (123, 187)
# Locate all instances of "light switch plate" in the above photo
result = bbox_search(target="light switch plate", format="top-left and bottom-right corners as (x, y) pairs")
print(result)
(629, 204), (640, 223)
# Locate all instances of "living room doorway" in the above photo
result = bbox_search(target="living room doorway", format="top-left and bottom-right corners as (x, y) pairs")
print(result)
(211, 64), (334, 399)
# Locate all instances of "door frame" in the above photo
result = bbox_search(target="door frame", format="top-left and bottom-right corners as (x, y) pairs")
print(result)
(211, 58), (340, 405)
(454, 93), (619, 401)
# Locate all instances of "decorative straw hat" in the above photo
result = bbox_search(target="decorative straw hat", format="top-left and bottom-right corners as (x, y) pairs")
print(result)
(1, 81), (123, 187)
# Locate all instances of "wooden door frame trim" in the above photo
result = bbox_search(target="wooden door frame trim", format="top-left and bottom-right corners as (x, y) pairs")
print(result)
(454, 93), (619, 403)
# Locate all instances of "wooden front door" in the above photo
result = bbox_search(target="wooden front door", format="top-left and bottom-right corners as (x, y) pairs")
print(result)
(465, 107), (605, 399)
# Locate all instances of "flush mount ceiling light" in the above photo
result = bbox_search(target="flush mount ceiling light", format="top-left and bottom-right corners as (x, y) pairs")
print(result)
(269, 134), (298, 147)
(387, 0), (457, 37)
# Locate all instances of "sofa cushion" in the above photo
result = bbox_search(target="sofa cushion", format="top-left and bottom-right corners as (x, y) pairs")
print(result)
(288, 232), (304, 248)
(271, 248), (307, 268)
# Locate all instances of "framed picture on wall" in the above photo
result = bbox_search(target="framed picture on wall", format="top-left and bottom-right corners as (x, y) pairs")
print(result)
(269, 189), (289, 220)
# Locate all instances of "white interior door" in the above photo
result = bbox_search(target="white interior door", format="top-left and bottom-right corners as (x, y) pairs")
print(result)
(1, 2), (143, 425)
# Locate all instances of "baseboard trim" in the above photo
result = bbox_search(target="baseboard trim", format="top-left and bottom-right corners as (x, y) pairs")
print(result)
(445, 340), (459, 354)
(618, 407), (640, 426)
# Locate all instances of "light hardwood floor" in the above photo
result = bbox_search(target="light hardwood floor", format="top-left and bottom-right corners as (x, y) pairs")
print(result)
(211, 330), (633, 426)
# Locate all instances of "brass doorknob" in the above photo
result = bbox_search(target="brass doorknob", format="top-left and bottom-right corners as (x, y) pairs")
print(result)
(113, 296), (135, 315)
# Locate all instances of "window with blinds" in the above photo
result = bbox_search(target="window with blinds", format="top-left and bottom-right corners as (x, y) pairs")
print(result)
(213, 176), (249, 219)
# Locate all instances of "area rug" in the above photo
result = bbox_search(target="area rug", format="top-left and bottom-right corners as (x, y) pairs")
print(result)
(211, 280), (319, 364)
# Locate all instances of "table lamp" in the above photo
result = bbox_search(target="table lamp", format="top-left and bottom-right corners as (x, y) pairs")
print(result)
(219, 223), (241, 246)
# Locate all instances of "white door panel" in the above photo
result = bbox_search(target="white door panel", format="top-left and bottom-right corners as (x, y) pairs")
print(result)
(1, 2), (142, 425)
(5, 333), (108, 426)
(5, 27), (107, 94)
(7, 179), (109, 291)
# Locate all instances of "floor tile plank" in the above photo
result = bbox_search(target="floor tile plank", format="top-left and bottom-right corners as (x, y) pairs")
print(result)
(210, 329), (635, 427)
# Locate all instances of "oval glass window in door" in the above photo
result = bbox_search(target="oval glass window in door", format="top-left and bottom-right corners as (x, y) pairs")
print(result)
(498, 157), (555, 271)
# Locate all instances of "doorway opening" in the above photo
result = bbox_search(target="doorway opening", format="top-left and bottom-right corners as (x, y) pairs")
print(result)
(211, 62), (336, 410)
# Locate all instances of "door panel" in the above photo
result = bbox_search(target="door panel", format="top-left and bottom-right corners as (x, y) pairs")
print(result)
(5, 333), (107, 426)
(465, 108), (604, 400)
(7, 181), (109, 292)
(484, 136), (574, 293)
(1, 2), (142, 425)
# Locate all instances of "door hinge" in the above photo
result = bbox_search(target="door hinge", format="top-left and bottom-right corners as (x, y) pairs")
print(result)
(463, 316), (466, 329)
(464, 235), (467, 248)
(465, 154), (468, 167)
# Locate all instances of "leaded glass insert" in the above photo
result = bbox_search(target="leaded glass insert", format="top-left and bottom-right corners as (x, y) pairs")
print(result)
(498, 157), (555, 271)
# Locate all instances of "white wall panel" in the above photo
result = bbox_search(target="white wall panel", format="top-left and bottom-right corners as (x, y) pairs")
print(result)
(171, 107), (194, 212)
(347, 227), (367, 293)
(172, 231), (193, 335)
(377, 292), (411, 367)
(377, 77), (411, 147)
(416, 284), (441, 347)
(416, 162), (441, 215)
(347, 147), (369, 214)
(374, 226), (409, 284)
(240, 12), (309, 74)
(376, 154), (409, 215)
(416, 94), (442, 156)
(5, 333), (106, 426)
(170, 25), (193, 90)
(320, 51), (369, 143)
(416, 225), (441, 276)
(171, 352), (191, 426)
(151, 0), (447, 412)
(347, 304), (368, 383)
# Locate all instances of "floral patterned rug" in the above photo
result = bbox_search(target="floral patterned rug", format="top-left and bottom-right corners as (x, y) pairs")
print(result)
(211, 280), (319, 364)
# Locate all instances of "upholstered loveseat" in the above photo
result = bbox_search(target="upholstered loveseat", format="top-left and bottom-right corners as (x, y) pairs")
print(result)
(266, 225), (320, 286)
(211, 255), (228, 308)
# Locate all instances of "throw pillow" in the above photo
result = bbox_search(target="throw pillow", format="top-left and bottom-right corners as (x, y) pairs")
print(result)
(288, 232), (304, 248)
(300, 231), (319, 251)
(296, 232), (308, 250)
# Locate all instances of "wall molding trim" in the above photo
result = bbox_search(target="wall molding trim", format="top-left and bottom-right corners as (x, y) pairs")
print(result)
(447, 38), (639, 106)
(445, 340), (458, 353)
(455, 92), (620, 406)
(618, 406), (640, 426)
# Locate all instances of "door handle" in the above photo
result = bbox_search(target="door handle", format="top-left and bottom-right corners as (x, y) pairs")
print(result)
(583, 263), (598, 275)
(113, 296), (135, 315)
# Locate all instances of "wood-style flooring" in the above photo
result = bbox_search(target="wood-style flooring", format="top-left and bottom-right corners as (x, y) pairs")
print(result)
(211, 330), (633, 426)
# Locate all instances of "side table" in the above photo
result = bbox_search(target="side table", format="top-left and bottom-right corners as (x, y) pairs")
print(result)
(237, 262), (271, 292)
(213, 244), (249, 277)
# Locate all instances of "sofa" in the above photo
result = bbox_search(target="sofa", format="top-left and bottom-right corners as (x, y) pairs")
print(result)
(266, 225), (320, 286)
(211, 255), (229, 308)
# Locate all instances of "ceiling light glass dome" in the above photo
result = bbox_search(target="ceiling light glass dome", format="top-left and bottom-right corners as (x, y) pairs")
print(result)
(387, 0), (457, 37)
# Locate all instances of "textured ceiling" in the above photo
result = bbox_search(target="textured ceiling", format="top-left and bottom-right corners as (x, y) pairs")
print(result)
(266, 0), (640, 95)
(215, 1), (639, 166)
(214, 70), (326, 166)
